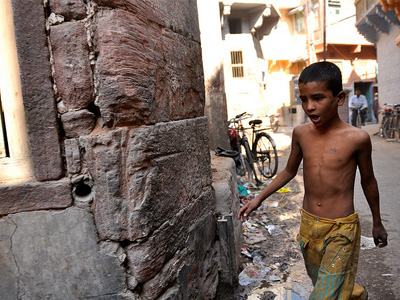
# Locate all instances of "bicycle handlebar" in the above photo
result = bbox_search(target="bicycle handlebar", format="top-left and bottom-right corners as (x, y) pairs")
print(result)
(228, 112), (253, 124)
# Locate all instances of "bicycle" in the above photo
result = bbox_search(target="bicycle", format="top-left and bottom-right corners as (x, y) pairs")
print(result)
(381, 103), (400, 141)
(265, 113), (280, 132)
(228, 112), (278, 185)
(350, 107), (364, 128)
(380, 103), (393, 138)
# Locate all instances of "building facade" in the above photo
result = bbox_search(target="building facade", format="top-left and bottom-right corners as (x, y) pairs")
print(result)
(200, 0), (379, 127)
(264, 0), (378, 125)
(356, 0), (400, 109)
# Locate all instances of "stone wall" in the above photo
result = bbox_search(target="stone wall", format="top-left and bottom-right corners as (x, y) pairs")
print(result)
(0, 0), (241, 299)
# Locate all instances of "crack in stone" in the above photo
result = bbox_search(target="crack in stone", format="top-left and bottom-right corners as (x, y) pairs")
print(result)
(9, 218), (21, 299)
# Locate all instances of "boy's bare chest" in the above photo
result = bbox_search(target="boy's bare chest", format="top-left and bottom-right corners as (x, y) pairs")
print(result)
(300, 135), (356, 166)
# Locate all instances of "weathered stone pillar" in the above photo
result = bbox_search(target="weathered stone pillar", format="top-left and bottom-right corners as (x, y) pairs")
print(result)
(197, 0), (230, 151)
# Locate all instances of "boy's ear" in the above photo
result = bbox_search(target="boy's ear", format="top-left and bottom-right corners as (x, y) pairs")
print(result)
(337, 91), (346, 106)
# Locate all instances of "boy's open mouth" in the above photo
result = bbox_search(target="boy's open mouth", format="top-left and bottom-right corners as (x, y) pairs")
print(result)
(309, 114), (321, 123)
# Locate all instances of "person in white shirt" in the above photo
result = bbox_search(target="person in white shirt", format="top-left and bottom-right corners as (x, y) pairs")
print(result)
(349, 88), (368, 126)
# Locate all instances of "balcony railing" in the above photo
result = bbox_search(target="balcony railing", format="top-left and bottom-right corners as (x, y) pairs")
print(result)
(355, 0), (378, 22)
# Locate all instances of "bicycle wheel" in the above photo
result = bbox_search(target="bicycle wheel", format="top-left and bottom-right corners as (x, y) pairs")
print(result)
(383, 117), (394, 139)
(380, 115), (388, 137)
(253, 132), (278, 179)
(271, 121), (279, 132)
(241, 140), (257, 184)
(356, 111), (362, 128)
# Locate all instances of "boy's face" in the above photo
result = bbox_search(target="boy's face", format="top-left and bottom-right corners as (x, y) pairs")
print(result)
(299, 80), (345, 127)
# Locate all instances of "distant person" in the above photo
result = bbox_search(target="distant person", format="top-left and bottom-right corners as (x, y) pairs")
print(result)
(373, 92), (379, 123)
(349, 88), (368, 126)
(238, 62), (387, 300)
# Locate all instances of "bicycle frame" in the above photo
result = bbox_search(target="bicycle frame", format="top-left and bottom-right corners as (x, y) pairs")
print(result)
(228, 113), (257, 183)
(228, 112), (278, 185)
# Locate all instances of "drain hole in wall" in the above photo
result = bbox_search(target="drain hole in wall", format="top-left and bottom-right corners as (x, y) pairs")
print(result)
(75, 182), (92, 197)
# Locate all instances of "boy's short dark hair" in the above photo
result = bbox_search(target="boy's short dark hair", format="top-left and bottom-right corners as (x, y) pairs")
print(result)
(299, 61), (343, 96)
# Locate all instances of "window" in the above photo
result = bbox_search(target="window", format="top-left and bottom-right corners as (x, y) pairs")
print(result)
(295, 11), (306, 33)
(230, 51), (244, 78)
(328, 0), (341, 8)
(313, 1), (320, 30)
(312, 1), (321, 40)
(229, 18), (242, 34)
(332, 61), (343, 73)
(328, 0), (341, 14)
(0, 0), (34, 183)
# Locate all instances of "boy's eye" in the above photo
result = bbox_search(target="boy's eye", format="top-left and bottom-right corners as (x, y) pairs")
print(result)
(300, 97), (306, 102)
(314, 96), (323, 101)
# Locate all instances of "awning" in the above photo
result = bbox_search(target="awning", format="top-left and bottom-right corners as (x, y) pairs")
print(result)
(287, 5), (305, 16)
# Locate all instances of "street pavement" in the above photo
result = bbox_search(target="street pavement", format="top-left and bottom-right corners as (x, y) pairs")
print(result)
(354, 123), (400, 300)
(233, 123), (399, 300)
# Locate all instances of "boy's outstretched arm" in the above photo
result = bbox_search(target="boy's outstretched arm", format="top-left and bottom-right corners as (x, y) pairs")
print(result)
(238, 127), (303, 222)
(357, 132), (388, 247)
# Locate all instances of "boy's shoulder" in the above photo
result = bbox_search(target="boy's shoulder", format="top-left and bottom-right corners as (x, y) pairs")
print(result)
(336, 122), (370, 141)
(292, 123), (313, 135)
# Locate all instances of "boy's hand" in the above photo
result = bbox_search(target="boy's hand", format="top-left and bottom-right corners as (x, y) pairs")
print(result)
(237, 198), (262, 222)
(373, 223), (388, 248)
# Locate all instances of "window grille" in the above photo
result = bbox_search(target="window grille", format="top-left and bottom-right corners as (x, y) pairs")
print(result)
(231, 51), (244, 78)
(328, 0), (341, 7)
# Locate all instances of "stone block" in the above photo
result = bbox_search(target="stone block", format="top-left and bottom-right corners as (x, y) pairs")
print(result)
(92, 9), (158, 126)
(125, 190), (212, 285)
(65, 138), (81, 174)
(0, 219), (18, 300)
(0, 207), (126, 299)
(93, 0), (200, 42)
(61, 109), (96, 138)
(211, 153), (240, 215)
(161, 28), (205, 121)
(12, 0), (64, 181)
(50, 21), (94, 110)
(49, 0), (86, 21)
(92, 9), (204, 127)
(183, 213), (219, 299)
(81, 117), (212, 241)
(0, 178), (73, 215)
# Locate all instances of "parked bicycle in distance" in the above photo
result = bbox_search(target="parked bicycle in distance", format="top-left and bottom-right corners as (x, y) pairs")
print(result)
(380, 103), (400, 141)
(265, 113), (280, 132)
(228, 112), (278, 185)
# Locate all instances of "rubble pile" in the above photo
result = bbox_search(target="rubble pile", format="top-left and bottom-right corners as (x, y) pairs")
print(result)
(232, 178), (313, 300)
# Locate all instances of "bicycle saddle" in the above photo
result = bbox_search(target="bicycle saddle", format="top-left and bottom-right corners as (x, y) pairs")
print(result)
(249, 119), (262, 126)
(215, 147), (238, 158)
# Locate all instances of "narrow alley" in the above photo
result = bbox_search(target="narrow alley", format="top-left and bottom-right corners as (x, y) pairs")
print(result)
(227, 124), (400, 300)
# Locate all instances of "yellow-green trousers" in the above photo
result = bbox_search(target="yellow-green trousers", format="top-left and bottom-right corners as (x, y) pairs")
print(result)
(297, 209), (367, 300)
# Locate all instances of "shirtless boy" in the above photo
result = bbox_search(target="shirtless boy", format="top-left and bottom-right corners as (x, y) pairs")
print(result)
(238, 62), (388, 300)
